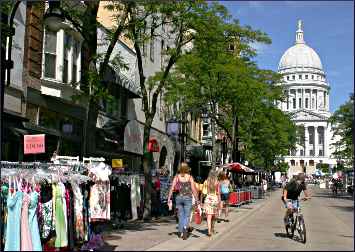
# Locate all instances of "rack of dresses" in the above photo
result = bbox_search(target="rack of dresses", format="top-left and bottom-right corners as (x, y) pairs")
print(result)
(0, 161), (91, 251)
(110, 171), (144, 223)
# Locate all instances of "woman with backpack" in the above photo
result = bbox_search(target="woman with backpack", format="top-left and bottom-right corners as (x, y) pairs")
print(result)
(167, 163), (199, 240)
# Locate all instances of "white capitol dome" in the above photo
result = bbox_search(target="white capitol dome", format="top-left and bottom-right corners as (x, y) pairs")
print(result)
(278, 20), (323, 72)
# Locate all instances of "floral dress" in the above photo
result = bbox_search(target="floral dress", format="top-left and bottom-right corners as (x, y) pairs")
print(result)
(203, 182), (220, 215)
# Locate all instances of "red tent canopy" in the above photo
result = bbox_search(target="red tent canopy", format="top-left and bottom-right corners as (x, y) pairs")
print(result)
(224, 162), (255, 173)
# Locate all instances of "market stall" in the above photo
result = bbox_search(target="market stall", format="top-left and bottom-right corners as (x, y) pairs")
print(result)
(223, 162), (257, 206)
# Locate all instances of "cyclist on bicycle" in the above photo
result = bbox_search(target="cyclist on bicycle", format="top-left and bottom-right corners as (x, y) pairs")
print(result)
(283, 172), (311, 226)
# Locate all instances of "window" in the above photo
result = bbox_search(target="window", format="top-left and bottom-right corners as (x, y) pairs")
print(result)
(203, 124), (209, 137)
(311, 75), (314, 79)
(150, 20), (155, 62)
(161, 40), (165, 70)
(72, 39), (80, 83)
(287, 97), (289, 109)
(292, 75), (295, 80)
(312, 98), (315, 109)
(43, 28), (81, 84)
(309, 160), (314, 166)
(290, 160), (295, 166)
(287, 76), (290, 81)
(300, 150), (304, 156)
(299, 75), (302, 80)
(299, 98), (302, 108)
(26, 103), (39, 125)
(63, 33), (71, 83)
(38, 107), (58, 130)
(309, 150), (314, 156)
(293, 98), (296, 109)
(305, 75), (308, 79)
(229, 44), (235, 51)
(44, 30), (57, 79)
(305, 98), (308, 108)
(309, 130), (314, 144)
(319, 150), (324, 156)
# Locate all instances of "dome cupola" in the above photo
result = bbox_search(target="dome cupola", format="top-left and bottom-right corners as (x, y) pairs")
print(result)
(278, 20), (323, 72)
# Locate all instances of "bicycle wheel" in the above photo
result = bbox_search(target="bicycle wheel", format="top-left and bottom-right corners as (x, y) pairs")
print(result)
(285, 215), (294, 238)
(297, 215), (306, 243)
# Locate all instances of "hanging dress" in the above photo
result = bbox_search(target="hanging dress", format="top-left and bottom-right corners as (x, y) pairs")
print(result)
(53, 183), (68, 248)
(21, 192), (33, 251)
(4, 190), (23, 251)
(28, 191), (42, 251)
(71, 181), (84, 241)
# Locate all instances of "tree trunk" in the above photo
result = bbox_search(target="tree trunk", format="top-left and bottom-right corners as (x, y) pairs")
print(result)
(84, 98), (99, 156)
(142, 116), (153, 220)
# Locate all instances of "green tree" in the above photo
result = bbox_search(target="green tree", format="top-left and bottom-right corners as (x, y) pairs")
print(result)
(165, 8), (297, 170)
(56, 0), (235, 219)
(329, 94), (354, 168)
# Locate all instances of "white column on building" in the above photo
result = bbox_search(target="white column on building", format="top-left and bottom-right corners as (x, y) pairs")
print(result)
(314, 125), (319, 157)
(304, 125), (308, 156)
(323, 124), (327, 157)
(327, 91), (330, 111)
(57, 29), (65, 82)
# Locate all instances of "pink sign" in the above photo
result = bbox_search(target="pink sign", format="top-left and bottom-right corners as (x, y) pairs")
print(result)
(24, 134), (45, 154)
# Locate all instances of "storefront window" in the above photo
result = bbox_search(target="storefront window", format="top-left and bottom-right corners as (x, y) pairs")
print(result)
(38, 107), (58, 130)
(26, 103), (38, 124)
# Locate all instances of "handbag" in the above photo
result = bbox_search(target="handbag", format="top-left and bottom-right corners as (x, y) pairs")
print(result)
(194, 206), (202, 224)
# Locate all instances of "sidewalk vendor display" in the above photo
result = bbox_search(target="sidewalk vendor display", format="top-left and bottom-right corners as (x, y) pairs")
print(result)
(0, 156), (114, 252)
(0, 161), (91, 251)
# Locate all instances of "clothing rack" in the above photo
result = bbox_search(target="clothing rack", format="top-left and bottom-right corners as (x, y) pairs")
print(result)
(0, 161), (88, 184)
(83, 157), (105, 165)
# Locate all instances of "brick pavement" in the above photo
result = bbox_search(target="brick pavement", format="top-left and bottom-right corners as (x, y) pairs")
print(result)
(100, 190), (273, 251)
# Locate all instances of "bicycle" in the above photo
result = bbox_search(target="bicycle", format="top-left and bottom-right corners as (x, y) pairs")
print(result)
(285, 198), (308, 243)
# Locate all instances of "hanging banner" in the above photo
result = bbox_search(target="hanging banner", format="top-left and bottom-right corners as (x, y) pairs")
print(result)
(24, 134), (45, 154)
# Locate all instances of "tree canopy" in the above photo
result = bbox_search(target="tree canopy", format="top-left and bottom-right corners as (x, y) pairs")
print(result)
(329, 94), (354, 168)
(165, 3), (297, 170)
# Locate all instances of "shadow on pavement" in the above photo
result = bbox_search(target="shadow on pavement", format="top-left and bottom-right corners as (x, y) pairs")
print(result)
(98, 241), (117, 251)
(328, 205), (354, 212)
(274, 232), (289, 239)
(274, 233), (306, 244)
(102, 216), (177, 236)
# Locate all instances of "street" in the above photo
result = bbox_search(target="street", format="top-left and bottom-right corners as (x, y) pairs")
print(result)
(103, 186), (354, 251)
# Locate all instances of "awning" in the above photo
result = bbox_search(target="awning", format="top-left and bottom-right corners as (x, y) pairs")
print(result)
(224, 162), (255, 173)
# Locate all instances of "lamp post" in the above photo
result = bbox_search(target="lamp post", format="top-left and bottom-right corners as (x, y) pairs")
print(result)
(166, 117), (181, 173)
(1, 1), (21, 161)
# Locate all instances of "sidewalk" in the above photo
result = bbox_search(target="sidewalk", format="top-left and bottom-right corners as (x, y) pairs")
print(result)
(100, 190), (277, 251)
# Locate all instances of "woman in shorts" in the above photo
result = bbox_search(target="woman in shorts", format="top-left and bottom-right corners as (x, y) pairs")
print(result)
(219, 172), (230, 222)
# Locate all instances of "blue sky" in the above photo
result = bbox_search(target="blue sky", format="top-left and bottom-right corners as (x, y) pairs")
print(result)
(220, 1), (354, 112)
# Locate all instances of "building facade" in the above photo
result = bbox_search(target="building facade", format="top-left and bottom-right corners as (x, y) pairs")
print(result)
(277, 20), (338, 176)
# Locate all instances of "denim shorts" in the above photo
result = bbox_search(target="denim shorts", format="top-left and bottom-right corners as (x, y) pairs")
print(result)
(284, 199), (299, 209)
(221, 193), (229, 201)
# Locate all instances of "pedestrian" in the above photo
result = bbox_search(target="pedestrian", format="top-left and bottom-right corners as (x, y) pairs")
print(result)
(218, 172), (230, 222)
(167, 162), (199, 240)
(203, 170), (221, 237)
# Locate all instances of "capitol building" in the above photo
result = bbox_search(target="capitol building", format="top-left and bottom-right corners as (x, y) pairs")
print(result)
(277, 20), (338, 176)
